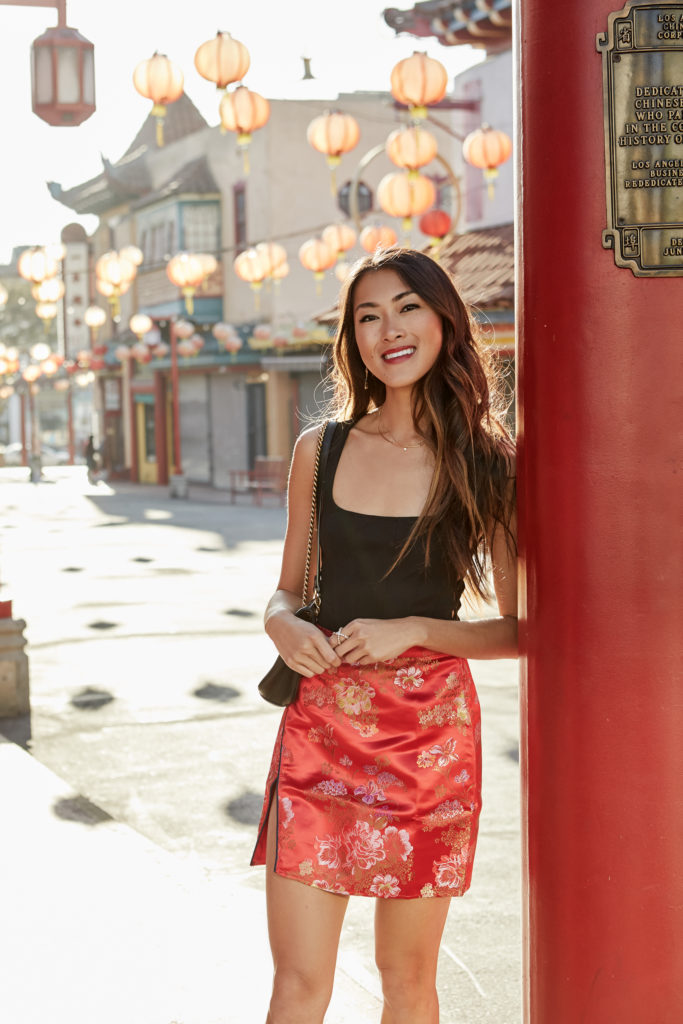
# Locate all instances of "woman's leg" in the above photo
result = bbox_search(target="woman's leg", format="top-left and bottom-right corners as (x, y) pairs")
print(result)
(265, 806), (349, 1024)
(374, 897), (452, 1024)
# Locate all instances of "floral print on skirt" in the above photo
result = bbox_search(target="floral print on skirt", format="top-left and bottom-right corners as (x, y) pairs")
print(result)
(251, 646), (482, 899)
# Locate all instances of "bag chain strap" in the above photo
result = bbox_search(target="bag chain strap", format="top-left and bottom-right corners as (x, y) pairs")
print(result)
(302, 423), (327, 605)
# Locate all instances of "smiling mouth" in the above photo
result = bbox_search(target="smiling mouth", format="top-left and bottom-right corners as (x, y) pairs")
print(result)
(382, 346), (416, 362)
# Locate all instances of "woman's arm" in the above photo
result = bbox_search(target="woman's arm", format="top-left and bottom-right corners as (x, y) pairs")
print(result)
(264, 426), (341, 677)
(336, 504), (518, 664)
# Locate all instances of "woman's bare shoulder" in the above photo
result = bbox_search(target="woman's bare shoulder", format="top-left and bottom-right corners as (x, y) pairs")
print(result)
(294, 423), (325, 459)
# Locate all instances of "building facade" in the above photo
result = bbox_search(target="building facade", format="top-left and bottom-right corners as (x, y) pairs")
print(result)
(51, 88), (472, 485)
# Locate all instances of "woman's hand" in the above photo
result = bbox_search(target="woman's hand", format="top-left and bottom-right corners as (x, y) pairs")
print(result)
(331, 618), (418, 666)
(267, 610), (341, 678)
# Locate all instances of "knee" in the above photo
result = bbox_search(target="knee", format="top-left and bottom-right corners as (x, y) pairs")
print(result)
(376, 959), (438, 1016)
(269, 964), (333, 1023)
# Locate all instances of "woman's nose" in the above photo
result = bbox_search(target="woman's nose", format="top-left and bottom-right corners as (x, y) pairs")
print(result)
(384, 316), (404, 340)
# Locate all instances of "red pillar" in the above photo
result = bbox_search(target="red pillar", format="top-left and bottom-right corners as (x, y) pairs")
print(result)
(66, 385), (75, 465)
(153, 369), (168, 485)
(169, 321), (183, 475)
(516, 2), (683, 1021)
(19, 391), (28, 466)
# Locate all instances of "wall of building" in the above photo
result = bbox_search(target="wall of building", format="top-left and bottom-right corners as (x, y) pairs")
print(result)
(449, 49), (514, 232)
(178, 373), (211, 483)
(96, 90), (469, 335)
(209, 373), (248, 489)
(73, 85), (508, 486)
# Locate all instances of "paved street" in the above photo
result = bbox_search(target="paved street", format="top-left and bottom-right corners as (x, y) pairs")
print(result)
(0, 467), (521, 1023)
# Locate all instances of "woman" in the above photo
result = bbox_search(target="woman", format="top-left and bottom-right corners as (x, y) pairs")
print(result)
(252, 247), (517, 1023)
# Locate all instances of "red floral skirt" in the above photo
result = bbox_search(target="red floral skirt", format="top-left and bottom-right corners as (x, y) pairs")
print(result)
(251, 646), (482, 899)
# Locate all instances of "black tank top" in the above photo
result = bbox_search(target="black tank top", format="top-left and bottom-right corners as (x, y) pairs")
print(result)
(317, 422), (465, 630)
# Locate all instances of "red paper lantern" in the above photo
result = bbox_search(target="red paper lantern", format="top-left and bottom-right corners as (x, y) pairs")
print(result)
(377, 172), (436, 233)
(219, 86), (270, 173)
(463, 124), (513, 199)
(298, 239), (336, 291)
(307, 111), (360, 193)
(390, 52), (448, 119)
(419, 209), (452, 244)
(133, 52), (184, 146)
(194, 32), (250, 89)
(359, 225), (398, 253)
(321, 224), (357, 261)
(386, 126), (438, 173)
(166, 253), (205, 315)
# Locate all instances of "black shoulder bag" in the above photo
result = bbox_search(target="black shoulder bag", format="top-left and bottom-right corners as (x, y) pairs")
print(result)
(257, 420), (335, 706)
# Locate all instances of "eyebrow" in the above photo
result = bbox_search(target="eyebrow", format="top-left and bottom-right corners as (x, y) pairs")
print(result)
(354, 290), (416, 312)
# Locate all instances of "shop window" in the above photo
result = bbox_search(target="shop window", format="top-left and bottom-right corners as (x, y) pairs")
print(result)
(183, 202), (220, 254)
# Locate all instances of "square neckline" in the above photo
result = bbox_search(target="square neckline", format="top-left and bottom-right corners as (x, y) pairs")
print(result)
(330, 422), (421, 521)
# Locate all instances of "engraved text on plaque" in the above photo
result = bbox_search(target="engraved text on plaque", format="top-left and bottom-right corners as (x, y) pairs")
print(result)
(598, 1), (683, 275)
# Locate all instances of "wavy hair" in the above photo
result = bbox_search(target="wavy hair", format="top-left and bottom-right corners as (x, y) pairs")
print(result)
(327, 247), (515, 598)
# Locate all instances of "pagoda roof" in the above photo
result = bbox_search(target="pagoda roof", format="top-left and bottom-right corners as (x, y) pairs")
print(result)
(438, 221), (514, 309)
(47, 92), (210, 216)
(133, 156), (221, 210)
(119, 91), (209, 159)
(383, 1), (512, 52)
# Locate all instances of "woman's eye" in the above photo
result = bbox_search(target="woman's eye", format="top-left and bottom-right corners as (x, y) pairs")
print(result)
(401, 303), (419, 312)
(358, 313), (377, 323)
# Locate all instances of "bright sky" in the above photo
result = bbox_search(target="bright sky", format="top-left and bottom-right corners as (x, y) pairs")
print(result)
(0, 1), (483, 262)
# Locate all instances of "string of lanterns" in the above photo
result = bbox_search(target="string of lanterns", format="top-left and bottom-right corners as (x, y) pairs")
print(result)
(95, 246), (143, 319)
(1, 41), (515, 382)
(133, 30), (270, 170)
(16, 244), (66, 332)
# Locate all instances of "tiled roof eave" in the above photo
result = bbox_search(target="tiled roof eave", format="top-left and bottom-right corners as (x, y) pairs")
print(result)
(384, 0), (512, 48)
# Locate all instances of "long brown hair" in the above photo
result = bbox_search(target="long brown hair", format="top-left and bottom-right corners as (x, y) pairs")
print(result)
(328, 247), (515, 598)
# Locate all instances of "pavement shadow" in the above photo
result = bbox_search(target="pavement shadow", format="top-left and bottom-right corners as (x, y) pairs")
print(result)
(52, 794), (114, 826)
(70, 688), (115, 711)
(85, 486), (287, 550)
(0, 713), (31, 749)
(225, 791), (263, 826)
(193, 682), (241, 703)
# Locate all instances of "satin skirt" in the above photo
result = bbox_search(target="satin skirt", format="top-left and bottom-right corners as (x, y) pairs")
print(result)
(251, 646), (482, 899)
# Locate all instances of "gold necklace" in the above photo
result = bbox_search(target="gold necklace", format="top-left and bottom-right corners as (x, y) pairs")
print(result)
(377, 407), (425, 453)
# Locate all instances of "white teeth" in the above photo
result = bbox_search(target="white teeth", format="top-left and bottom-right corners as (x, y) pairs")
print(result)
(383, 347), (415, 361)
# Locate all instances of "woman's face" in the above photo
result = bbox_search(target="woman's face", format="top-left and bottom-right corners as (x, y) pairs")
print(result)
(352, 268), (443, 393)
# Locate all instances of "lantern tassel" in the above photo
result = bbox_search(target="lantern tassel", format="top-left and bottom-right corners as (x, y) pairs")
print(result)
(182, 288), (195, 316)
(326, 155), (341, 199)
(152, 104), (166, 147)
(484, 168), (498, 201)
(237, 133), (251, 175)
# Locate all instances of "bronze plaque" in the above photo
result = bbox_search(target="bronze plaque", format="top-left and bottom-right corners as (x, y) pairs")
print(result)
(598, 1), (683, 275)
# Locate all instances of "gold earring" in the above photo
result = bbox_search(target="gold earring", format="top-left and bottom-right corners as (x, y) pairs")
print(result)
(364, 367), (369, 390)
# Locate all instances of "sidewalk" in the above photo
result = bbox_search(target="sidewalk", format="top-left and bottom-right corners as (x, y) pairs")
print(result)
(0, 469), (521, 1023)
(0, 734), (382, 1024)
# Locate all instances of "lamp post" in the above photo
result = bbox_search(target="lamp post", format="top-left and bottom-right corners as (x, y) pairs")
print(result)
(0, 0), (95, 126)
(168, 318), (191, 498)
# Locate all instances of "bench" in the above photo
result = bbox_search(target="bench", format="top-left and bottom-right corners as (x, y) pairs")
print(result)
(228, 456), (287, 505)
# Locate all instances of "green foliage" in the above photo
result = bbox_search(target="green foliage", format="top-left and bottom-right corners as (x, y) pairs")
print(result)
(0, 276), (58, 355)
